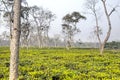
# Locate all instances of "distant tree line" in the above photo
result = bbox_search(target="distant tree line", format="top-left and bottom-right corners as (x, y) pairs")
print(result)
(0, 0), (120, 52)
(0, 0), (120, 79)
(105, 41), (120, 49)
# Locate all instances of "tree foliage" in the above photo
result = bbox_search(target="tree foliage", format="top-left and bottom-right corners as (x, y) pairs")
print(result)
(62, 12), (86, 49)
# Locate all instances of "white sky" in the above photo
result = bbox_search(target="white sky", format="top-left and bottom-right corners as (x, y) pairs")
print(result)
(0, 0), (119, 42)
(25, 0), (120, 42)
(27, 0), (87, 41)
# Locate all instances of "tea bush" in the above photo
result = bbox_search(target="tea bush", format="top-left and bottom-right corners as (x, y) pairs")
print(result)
(0, 47), (120, 80)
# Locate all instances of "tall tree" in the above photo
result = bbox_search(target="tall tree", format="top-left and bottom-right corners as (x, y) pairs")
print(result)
(85, 0), (119, 55)
(1, 0), (28, 41)
(30, 6), (55, 48)
(1, 0), (14, 39)
(100, 0), (117, 55)
(21, 6), (31, 48)
(62, 12), (86, 50)
(53, 34), (61, 47)
(85, 0), (102, 52)
(9, 0), (21, 80)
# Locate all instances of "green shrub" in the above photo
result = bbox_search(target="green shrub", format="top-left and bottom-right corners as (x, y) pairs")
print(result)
(0, 47), (120, 79)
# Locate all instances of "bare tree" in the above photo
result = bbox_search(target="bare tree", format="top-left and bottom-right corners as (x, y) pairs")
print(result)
(30, 6), (42, 48)
(86, 0), (119, 54)
(1, 0), (14, 39)
(1, 0), (28, 42)
(85, 0), (103, 52)
(9, 0), (21, 79)
(2, 31), (9, 40)
(42, 10), (55, 47)
(99, 0), (117, 54)
(20, 6), (31, 49)
(30, 6), (55, 48)
(53, 34), (61, 47)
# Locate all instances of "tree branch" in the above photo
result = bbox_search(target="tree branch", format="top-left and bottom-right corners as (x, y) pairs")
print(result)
(108, 5), (120, 17)
(1, 0), (9, 12)
(0, 10), (5, 12)
(109, 8), (115, 16)
(101, 0), (106, 2)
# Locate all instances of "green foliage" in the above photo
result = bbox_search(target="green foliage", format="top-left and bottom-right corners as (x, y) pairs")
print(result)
(0, 47), (120, 79)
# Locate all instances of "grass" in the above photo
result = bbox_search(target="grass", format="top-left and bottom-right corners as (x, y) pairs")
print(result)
(0, 47), (120, 80)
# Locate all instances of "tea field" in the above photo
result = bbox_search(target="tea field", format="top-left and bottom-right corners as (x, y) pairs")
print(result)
(0, 47), (120, 80)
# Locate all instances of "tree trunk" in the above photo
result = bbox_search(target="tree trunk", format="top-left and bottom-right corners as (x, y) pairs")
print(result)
(94, 10), (103, 53)
(8, 14), (13, 40)
(100, 0), (112, 55)
(9, 0), (21, 80)
(66, 40), (71, 50)
(100, 43), (105, 55)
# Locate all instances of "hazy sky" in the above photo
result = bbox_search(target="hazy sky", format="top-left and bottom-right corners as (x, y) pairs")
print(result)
(27, 0), (87, 40)
(0, 0), (119, 42)
(17, 0), (120, 42)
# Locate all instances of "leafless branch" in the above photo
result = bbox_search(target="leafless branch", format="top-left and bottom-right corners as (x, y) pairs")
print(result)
(1, 0), (9, 12)
(101, 0), (106, 2)
(109, 8), (115, 16)
(109, 5), (120, 16)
